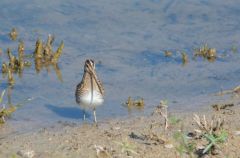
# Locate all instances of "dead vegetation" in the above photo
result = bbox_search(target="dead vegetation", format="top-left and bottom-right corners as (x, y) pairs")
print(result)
(0, 90), (17, 124)
(123, 97), (144, 111)
(159, 43), (228, 66)
(1, 42), (30, 85)
(34, 34), (64, 81)
(211, 103), (235, 115)
(181, 52), (188, 65)
(34, 34), (64, 64)
(194, 44), (217, 62)
(152, 100), (169, 130)
(9, 28), (18, 41)
(0, 29), (63, 125)
(1, 29), (64, 85)
(193, 114), (224, 135)
(216, 85), (240, 97)
(193, 114), (227, 155)
(164, 50), (172, 57)
(125, 99), (234, 158)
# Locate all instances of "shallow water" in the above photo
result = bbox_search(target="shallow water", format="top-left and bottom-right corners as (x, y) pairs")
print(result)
(0, 0), (240, 133)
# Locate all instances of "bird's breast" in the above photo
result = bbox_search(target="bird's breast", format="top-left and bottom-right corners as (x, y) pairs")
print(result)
(78, 90), (104, 108)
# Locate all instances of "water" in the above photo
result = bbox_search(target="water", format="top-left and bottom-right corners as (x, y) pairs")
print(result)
(0, 0), (240, 133)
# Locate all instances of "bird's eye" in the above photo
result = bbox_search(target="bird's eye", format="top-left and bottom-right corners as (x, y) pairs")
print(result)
(85, 59), (90, 64)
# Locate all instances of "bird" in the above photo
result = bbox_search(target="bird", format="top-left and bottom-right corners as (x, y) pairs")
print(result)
(75, 59), (104, 123)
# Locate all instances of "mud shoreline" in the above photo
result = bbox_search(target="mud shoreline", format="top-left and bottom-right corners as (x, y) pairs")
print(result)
(0, 98), (239, 158)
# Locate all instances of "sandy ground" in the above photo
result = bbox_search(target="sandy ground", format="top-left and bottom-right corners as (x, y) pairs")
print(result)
(0, 99), (240, 158)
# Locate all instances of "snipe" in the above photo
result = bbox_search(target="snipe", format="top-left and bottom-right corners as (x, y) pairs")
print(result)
(75, 59), (104, 123)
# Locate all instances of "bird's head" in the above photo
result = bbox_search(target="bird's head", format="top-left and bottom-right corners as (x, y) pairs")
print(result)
(84, 59), (95, 71)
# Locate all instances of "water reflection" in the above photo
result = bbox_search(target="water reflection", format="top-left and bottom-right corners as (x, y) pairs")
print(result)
(35, 59), (63, 82)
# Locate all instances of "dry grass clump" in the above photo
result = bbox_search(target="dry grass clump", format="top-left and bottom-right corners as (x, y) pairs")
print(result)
(152, 100), (169, 130)
(193, 114), (227, 155)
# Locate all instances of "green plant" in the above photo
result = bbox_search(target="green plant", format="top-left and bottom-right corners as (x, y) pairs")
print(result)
(0, 90), (7, 123)
(115, 139), (138, 155)
(0, 90), (5, 104)
(231, 45), (238, 53)
(174, 131), (196, 158)
(0, 90), (33, 124)
(203, 130), (228, 154)
(0, 106), (17, 124)
(11, 154), (18, 158)
(193, 114), (227, 155)
(160, 100), (168, 107)
(169, 116), (181, 125)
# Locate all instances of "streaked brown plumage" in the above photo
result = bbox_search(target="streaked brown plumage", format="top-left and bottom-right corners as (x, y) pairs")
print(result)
(75, 59), (104, 123)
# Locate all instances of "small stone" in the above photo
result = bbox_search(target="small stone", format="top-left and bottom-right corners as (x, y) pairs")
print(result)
(234, 131), (240, 136)
(164, 144), (174, 149)
(114, 126), (120, 130)
(17, 149), (35, 158)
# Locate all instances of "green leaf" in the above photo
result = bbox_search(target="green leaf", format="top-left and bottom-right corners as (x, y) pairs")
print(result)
(169, 116), (181, 125)
(216, 131), (228, 142)
(173, 131), (182, 140)
(203, 143), (213, 154)
(202, 130), (228, 154)
(160, 100), (168, 107)
(0, 90), (5, 104)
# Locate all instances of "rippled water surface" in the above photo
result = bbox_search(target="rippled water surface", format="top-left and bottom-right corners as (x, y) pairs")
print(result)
(1, 0), (240, 132)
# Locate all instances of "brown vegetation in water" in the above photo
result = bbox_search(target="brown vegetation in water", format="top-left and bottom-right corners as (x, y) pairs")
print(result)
(0, 90), (17, 124)
(0, 29), (64, 124)
(194, 44), (217, 62)
(9, 28), (18, 41)
(123, 96), (145, 112)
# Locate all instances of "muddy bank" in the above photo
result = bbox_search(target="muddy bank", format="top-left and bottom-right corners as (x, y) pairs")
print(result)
(0, 100), (240, 158)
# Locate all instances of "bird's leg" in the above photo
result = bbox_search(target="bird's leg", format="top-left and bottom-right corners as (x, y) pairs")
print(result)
(93, 107), (97, 123)
(83, 109), (86, 121)
(2, 116), (5, 123)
